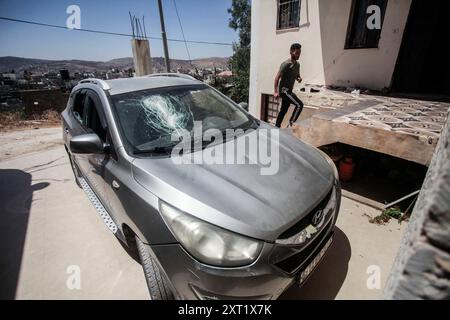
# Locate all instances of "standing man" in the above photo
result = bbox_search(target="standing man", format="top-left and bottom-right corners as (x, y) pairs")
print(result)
(274, 43), (304, 128)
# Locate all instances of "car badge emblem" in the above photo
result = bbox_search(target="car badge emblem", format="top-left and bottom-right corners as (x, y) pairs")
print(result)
(312, 209), (324, 227)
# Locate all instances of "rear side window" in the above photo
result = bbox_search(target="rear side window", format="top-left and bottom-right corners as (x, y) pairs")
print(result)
(72, 91), (86, 125)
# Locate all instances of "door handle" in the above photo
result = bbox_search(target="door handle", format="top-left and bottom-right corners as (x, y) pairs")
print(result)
(112, 180), (120, 190)
(65, 127), (69, 134)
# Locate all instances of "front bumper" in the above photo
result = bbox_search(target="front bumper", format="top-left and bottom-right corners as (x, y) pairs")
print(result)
(151, 183), (341, 300)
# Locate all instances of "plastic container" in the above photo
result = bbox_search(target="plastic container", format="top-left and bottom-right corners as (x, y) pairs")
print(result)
(339, 157), (355, 182)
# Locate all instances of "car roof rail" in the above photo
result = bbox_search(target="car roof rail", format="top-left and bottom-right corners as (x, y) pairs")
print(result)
(78, 78), (111, 90)
(147, 73), (197, 81)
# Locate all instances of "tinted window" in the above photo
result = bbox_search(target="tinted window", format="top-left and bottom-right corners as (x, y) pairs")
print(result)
(72, 91), (86, 125)
(84, 94), (107, 142)
(345, 0), (388, 49)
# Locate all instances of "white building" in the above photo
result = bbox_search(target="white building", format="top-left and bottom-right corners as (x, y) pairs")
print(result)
(1, 73), (17, 81)
(249, 0), (450, 120)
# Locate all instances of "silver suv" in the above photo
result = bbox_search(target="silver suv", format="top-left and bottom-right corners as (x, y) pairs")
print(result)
(62, 74), (341, 300)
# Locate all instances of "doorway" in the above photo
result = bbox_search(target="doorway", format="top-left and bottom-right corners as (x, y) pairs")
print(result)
(392, 0), (450, 97)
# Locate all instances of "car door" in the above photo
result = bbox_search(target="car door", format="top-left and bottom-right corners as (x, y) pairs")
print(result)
(75, 90), (110, 209)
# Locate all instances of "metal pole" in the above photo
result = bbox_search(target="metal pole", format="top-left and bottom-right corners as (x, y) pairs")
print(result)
(157, 0), (171, 72)
(384, 190), (421, 209)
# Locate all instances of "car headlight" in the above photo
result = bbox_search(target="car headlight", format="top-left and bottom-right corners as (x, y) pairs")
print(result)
(317, 149), (339, 180)
(159, 201), (263, 267)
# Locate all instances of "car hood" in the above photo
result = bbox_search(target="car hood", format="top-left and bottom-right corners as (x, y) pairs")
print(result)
(132, 124), (334, 241)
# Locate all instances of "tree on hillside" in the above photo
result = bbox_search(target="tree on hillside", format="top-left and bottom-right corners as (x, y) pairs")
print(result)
(228, 0), (251, 103)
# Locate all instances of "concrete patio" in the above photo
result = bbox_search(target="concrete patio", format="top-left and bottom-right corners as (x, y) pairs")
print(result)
(291, 89), (450, 166)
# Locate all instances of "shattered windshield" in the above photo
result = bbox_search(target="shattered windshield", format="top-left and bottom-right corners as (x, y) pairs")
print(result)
(110, 84), (254, 155)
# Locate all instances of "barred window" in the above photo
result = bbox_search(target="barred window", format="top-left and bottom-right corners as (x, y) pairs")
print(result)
(277, 0), (301, 30)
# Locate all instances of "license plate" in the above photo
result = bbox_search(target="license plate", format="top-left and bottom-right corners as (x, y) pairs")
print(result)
(299, 237), (333, 284)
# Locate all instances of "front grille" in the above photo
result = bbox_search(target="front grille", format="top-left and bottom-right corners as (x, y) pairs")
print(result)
(274, 220), (333, 274)
(269, 184), (337, 275)
(278, 187), (333, 240)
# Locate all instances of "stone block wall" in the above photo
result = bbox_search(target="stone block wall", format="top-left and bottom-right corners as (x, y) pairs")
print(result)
(384, 114), (450, 299)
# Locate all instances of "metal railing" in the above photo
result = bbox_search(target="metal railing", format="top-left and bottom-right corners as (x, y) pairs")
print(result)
(278, 0), (300, 30)
(78, 78), (111, 90)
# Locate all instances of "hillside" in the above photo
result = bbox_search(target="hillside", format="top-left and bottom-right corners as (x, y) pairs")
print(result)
(0, 56), (230, 73)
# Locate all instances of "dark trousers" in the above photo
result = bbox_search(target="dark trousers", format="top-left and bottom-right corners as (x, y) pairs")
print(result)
(275, 90), (304, 128)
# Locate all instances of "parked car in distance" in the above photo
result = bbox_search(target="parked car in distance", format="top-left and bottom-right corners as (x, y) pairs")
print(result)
(62, 74), (341, 300)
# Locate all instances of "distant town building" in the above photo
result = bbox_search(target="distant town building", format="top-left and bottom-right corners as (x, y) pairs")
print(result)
(2, 73), (17, 81)
(217, 70), (232, 78)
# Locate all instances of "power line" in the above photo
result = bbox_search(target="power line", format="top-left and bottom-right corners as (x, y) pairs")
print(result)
(0, 16), (233, 46)
(173, 0), (192, 65)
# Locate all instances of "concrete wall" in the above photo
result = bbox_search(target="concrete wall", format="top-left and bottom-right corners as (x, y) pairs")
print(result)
(384, 114), (450, 299)
(249, 0), (325, 118)
(19, 89), (69, 116)
(319, 0), (412, 90)
(131, 39), (153, 76)
(249, 0), (412, 119)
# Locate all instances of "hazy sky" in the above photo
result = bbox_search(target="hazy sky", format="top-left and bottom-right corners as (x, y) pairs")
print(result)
(0, 0), (238, 61)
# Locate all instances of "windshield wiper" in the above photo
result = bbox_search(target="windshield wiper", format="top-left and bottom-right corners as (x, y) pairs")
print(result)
(133, 145), (175, 155)
(251, 118), (261, 129)
(133, 135), (185, 156)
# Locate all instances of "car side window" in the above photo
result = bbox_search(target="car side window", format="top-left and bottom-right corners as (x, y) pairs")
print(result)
(84, 93), (107, 142)
(72, 91), (86, 125)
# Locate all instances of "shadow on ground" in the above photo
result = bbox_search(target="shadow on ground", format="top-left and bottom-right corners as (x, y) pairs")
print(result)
(117, 238), (140, 264)
(0, 169), (49, 299)
(279, 227), (351, 300)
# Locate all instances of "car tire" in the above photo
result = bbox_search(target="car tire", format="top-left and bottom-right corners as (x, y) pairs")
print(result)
(68, 153), (82, 188)
(135, 235), (175, 300)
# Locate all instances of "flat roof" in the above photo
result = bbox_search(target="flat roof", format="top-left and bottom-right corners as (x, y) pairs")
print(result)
(294, 99), (450, 166)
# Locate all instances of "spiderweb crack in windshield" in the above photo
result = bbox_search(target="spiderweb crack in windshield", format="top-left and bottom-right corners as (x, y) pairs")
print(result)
(141, 95), (194, 139)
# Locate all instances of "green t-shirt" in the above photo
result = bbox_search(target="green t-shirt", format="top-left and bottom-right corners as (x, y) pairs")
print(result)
(278, 59), (300, 92)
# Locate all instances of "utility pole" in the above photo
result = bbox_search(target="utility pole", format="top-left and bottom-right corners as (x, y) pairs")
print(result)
(157, 0), (171, 72)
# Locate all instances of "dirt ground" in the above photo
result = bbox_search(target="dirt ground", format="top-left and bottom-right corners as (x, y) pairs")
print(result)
(0, 126), (62, 162)
(0, 127), (407, 299)
(0, 107), (61, 132)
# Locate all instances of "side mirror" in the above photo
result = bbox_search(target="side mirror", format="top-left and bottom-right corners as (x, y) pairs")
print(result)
(239, 102), (249, 111)
(70, 133), (105, 154)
